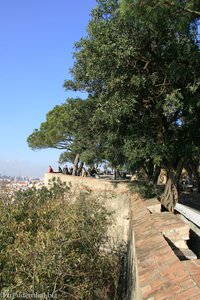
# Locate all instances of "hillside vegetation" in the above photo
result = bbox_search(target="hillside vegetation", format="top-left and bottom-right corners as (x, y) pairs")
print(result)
(0, 181), (121, 299)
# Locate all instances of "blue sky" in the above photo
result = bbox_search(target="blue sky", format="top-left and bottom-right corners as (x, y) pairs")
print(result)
(0, 0), (97, 178)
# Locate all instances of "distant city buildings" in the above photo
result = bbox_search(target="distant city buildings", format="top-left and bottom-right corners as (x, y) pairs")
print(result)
(0, 174), (44, 193)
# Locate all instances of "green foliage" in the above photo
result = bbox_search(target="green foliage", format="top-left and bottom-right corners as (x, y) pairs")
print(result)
(0, 182), (120, 299)
(128, 180), (160, 199)
(163, 90), (183, 117)
(28, 0), (200, 207)
(27, 97), (104, 166)
(120, 0), (200, 23)
(65, 0), (200, 178)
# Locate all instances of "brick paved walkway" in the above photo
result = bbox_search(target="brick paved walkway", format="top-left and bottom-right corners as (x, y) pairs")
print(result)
(131, 196), (200, 299)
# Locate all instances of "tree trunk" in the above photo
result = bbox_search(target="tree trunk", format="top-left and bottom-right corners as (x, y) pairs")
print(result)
(113, 168), (117, 180)
(161, 175), (179, 212)
(77, 161), (84, 176)
(72, 154), (80, 176)
(140, 161), (160, 184)
(197, 178), (200, 194)
(153, 165), (161, 185)
(161, 158), (184, 212)
(185, 158), (200, 192)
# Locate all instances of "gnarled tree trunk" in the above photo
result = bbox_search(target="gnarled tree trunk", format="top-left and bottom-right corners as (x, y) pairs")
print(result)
(161, 158), (184, 212)
(161, 175), (179, 212)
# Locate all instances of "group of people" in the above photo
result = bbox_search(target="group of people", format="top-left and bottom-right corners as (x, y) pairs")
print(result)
(48, 165), (99, 178)
(48, 165), (73, 175)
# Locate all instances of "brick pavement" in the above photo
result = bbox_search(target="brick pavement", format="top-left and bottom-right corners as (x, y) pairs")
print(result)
(131, 195), (200, 299)
(151, 212), (190, 248)
(182, 260), (200, 287)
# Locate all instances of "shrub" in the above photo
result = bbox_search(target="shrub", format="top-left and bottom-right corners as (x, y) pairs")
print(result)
(0, 181), (120, 299)
(128, 180), (160, 199)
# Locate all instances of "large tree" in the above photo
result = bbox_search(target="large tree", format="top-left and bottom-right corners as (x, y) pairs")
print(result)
(64, 0), (200, 210)
(27, 93), (127, 174)
(28, 0), (200, 210)
(27, 97), (105, 172)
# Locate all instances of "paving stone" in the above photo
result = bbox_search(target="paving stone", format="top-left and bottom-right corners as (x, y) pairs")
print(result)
(182, 260), (200, 287)
(182, 260), (200, 274)
(145, 198), (161, 213)
(151, 212), (190, 243)
(180, 277), (197, 289)
(192, 273), (200, 287)
(173, 286), (200, 300)
(175, 248), (197, 260)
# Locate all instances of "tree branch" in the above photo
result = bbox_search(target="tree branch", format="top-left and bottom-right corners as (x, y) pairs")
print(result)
(164, 0), (200, 16)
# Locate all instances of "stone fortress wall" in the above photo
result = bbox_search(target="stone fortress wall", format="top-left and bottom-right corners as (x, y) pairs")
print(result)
(44, 173), (200, 299)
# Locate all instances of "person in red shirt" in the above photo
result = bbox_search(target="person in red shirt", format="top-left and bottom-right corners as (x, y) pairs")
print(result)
(48, 165), (54, 173)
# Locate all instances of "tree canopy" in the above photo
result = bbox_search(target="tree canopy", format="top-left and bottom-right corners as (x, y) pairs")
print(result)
(27, 97), (102, 166)
(28, 0), (200, 210)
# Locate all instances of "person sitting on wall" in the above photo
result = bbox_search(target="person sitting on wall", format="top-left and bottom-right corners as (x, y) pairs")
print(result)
(69, 167), (73, 175)
(90, 167), (97, 177)
(58, 166), (63, 173)
(81, 167), (87, 177)
(48, 165), (54, 173)
(63, 165), (69, 174)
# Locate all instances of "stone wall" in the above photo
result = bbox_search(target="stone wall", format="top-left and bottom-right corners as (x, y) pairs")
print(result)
(44, 173), (140, 299)
(44, 173), (200, 299)
(127, 207), (142, 300)
(44, 173), (129, 193)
